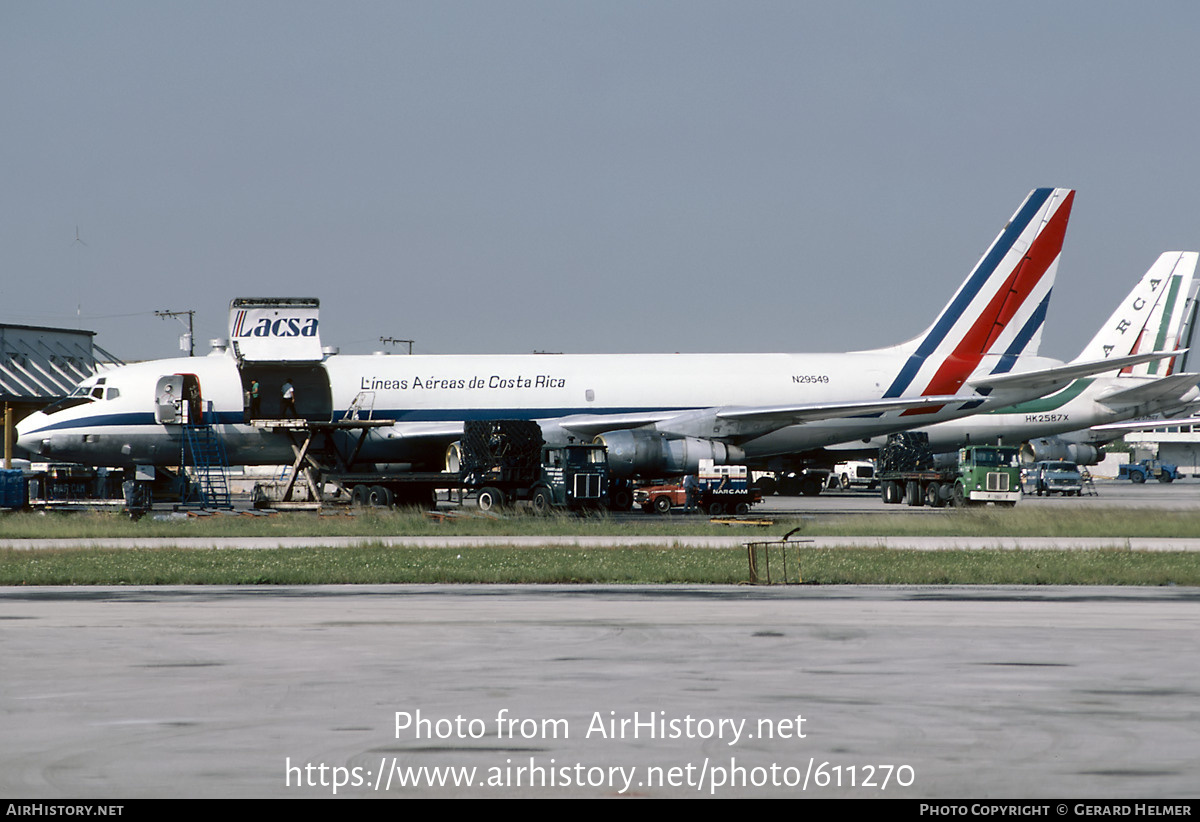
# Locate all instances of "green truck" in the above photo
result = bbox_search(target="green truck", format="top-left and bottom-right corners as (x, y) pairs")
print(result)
(878, 432), (1022, 508)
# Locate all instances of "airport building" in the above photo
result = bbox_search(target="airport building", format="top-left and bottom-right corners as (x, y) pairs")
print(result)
(1124, 423), (1200, 474)
(0, 323), (122, 422)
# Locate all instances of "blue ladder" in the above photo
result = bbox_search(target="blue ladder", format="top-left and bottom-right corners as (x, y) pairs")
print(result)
(181, 411), (233, 509)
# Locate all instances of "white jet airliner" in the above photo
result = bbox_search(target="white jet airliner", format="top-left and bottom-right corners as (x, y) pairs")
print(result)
(16, 187), (1177, 481)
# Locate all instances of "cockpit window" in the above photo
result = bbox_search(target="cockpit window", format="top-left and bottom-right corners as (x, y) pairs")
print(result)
(42, 395), (95, 415)
(42, 382), (101, 415)
(107, 387), (120, 400)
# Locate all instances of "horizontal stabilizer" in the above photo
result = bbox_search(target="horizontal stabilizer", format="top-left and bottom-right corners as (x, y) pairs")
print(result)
(969, 350), (1187, 395)
(1090, 411), (1200, 433)
(1095, 373), (1200, 407)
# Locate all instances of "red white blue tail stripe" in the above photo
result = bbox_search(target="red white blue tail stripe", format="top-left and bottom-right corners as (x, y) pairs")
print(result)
(883, 188), (1074, 409)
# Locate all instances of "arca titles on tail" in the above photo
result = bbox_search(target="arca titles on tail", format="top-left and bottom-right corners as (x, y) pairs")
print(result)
(18, 186), (1166, 479)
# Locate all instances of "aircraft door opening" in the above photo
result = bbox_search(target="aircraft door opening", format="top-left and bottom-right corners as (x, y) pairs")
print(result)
(154, 376), (183, 424)
(239, 364), (332, 423)
(154, 374), (205, 424)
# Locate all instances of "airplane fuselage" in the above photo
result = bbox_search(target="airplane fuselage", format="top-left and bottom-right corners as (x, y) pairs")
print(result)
(15, 347), (1060, 472)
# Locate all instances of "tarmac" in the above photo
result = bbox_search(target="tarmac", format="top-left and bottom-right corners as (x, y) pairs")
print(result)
(2, 583), (1199, 798)
(3, 480), (1200, 798)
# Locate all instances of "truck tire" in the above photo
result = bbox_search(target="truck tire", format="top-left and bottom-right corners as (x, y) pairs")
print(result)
(607, 484), (633, 511)
(1131, 471), (1146, 483)
(840, 473), (851, 490)
(925, 482), (942, 508)
(800, 476), (823, 496)
(368, 485), (393, 508)
(1158, 473), (1174, 483)
(531, 487), (553, 515)
(653, 495), (672, 514)
(906, 480), (923, 507)
(882, 480), (901, 504)
(350, 484), (370, 507)
(477, 486), (505, 512)
(708, 501), (725, 516)
(734, 501), (750, 515)
(951, 481), (967, 508)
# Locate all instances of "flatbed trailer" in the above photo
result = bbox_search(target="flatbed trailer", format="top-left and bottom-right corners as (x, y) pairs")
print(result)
(257, 418), (609, 513)
(877, 433), (1022, 508)
(318, 469), (460, 508)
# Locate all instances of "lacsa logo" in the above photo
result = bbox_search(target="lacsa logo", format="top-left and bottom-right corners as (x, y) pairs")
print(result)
(231, 311), (319, 338)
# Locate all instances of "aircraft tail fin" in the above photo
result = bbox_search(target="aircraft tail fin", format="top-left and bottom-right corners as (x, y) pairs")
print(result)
(1074, 252), (1198, 375)
(882, 187), (1074, 400)
(1175, 278), (1200, 374)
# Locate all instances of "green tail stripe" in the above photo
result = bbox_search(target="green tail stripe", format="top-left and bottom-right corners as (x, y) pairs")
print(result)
(1147, 274), (1183, 376)
(987, 378), (1094, 415)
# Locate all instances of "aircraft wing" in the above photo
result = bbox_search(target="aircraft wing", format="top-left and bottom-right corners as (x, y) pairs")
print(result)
(373, 396), (971, 447)
(1095, 373), (1200, 407)
(713, 395), (964, 425)
(557, 395), (964, 441)
(555, 411), (683, 438)
(969, 350), (1187, 395)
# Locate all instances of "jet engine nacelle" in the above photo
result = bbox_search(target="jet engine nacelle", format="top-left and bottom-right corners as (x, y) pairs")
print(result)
(1020, 438), (1102, 465)
(593, 429), (745, 477)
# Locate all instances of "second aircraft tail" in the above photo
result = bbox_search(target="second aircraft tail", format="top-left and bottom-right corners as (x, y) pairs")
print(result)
(1074, 251), (1199, 374)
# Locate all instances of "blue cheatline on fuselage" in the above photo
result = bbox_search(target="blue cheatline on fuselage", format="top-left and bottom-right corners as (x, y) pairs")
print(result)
(27, 405), (703, 434)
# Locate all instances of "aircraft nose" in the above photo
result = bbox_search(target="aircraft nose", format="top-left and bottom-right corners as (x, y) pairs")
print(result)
(14, 416), (48, 457)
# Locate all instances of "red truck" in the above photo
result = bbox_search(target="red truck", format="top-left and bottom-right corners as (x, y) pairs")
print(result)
(635, 462), (762, 515)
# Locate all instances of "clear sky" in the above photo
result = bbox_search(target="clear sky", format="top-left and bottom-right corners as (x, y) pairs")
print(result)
(5, 1), (1200, 363)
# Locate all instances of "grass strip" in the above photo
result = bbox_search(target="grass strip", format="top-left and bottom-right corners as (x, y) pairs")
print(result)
(3, 545), (1199, 586)
(8, 507), (1200, 539)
